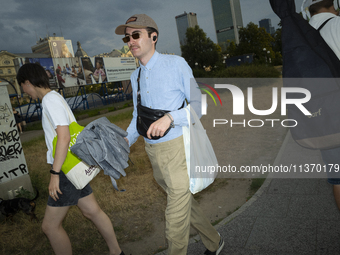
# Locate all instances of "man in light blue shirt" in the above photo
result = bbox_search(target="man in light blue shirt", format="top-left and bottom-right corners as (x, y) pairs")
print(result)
(115, 14), (224, 255)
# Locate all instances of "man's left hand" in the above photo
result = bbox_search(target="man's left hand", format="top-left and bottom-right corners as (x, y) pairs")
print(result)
(147, 115), (172, 139)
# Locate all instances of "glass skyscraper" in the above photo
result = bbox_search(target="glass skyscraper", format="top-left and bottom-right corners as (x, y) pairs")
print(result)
(259, 19), (275, 35)
(210, 0), (243, 50)
(175, 12), (198, 47)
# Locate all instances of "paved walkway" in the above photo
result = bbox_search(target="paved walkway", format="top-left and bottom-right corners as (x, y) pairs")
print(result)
(170, 131), (340, 255)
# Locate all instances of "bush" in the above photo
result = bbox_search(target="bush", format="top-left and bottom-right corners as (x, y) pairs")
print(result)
(193, 68), (212, 78)
(194, 64), (281, 78)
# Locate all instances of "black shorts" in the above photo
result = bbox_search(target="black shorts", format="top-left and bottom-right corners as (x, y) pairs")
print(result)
(47, 171), (93, 207)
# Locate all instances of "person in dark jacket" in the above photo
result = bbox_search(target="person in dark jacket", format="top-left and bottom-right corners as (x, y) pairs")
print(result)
(307, 0), (340, 211)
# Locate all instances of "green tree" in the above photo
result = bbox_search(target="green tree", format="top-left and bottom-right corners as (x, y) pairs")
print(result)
(272, 27), (282, 65)
(181, 25), (222, 70)
(238, 22), (274, 60)
(225, 40), (237, 57)
(272, 26), (282, 54)
(225, 22), (275, 63)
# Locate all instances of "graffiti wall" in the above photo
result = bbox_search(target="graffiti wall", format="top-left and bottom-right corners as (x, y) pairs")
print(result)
(0, 86), (31, 197)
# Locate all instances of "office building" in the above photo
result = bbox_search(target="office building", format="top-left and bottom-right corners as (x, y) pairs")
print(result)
(175, 12), (198, 47)
(259, 19), (275, 35)
(211, 0), (243, 50)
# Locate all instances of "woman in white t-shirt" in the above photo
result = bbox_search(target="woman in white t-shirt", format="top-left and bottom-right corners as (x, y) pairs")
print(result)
(16, 63), (124, 255)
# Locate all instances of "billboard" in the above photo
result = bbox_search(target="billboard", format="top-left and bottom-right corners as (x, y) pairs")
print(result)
(14, 57), (137, 88)
(50, 40), (74, 58)
(52, 57), (85, 87)
(102, 57), (136, 82)
(15, 57), (59, 89)
(81, 57), (136, 85)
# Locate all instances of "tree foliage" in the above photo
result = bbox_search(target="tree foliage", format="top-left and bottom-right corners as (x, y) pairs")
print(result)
(225, 22), (282, 64)
(237, 22), (273, 58)
(181, 25), (222, 70)
(272, 27), (282, 53)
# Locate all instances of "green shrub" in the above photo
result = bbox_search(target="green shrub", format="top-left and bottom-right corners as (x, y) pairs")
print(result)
(194, 64), (281, 78)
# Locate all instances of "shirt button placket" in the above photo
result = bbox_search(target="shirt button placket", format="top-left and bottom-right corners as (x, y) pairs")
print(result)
(145, 67), (151, 108)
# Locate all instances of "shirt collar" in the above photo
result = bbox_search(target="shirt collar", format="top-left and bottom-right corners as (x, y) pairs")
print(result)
(139, 51), (159, 71)
(310, 12), (337, 23)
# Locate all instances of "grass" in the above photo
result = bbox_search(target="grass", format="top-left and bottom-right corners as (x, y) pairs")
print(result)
(250, 178), (266, 193)
(24, 121), (43, 132)
(211, 218), (224, 226)
(153, 246), (167, 254)
(73, 100), (132, 119)
(193, 179), (229, 201)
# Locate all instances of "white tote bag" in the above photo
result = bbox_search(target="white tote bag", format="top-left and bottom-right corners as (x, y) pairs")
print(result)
(46, 94), (101, 190)
(182, 105), (218, 194)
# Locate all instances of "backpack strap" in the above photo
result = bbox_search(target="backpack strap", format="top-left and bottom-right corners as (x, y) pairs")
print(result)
(317, 17), (334, 31)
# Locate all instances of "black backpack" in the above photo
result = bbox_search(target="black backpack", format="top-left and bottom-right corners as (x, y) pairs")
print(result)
(270, 0), (340, 150)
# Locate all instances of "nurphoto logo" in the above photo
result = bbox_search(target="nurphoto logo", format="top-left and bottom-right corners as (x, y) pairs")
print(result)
(198, 80), (312, 128)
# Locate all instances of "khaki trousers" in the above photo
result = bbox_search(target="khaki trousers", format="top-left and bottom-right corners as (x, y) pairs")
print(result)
(145, 136), (220, 255)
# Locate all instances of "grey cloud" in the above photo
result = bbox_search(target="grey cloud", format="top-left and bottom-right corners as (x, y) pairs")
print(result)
(0, 0), (305, 57)
(13, 25), (29, 34)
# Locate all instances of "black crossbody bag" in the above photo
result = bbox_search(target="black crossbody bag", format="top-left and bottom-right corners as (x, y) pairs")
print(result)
(136, 68), (184, 140)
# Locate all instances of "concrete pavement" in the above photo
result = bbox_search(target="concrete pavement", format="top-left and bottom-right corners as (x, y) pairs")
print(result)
(179, 131), (340, 255)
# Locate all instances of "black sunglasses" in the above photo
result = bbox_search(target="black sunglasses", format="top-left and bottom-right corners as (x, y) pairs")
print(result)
(122, 33), (141, 43)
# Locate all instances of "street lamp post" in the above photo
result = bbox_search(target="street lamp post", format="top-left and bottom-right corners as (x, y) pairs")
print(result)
(267, 50), (271, 64)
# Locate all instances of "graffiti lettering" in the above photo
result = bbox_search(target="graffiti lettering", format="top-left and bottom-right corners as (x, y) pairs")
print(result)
(0, 103), (10, 112)
(19, 164), (28, 174)
(0, 103), (11, 120)
(0, 164), (27, 182)
(0, 129), (19, 145)
(0, 112), (10, 120)
(0, 142), (22, 162)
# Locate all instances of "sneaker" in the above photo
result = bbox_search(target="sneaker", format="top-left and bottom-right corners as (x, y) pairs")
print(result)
(204, 233), (225, 255)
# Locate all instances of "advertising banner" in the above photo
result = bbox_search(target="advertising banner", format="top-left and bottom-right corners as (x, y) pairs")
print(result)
(14, 56), (136, 88)
(81, 57), (136, 85)
(103, 57), (136, 82)
(50, 40), (74, 58)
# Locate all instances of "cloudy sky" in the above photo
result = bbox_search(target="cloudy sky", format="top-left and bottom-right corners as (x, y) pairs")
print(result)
(0, 0), (304, 57)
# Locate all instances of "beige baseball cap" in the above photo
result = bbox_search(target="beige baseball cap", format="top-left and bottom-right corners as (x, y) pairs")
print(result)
(115, 14), (158, 35)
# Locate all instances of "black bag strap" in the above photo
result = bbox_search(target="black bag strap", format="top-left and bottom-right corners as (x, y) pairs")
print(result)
(317, 17), (334, 32)
(137, 67), (142, 106)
